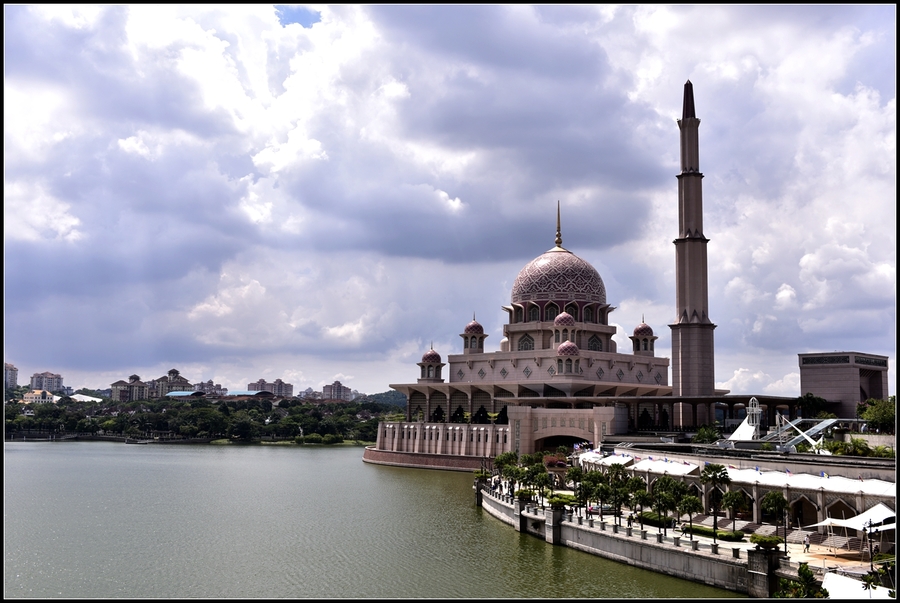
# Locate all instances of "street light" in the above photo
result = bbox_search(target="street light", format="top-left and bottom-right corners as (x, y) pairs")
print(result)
(866, 519), (875, 572)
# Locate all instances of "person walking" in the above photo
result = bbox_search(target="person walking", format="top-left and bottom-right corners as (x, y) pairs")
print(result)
(803, 534), (810, 553)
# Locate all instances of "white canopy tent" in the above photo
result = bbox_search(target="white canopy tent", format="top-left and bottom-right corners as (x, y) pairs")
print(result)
(804, 503), (895, 532)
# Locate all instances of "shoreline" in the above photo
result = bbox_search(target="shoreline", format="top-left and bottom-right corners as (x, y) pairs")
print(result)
(476, 484), (876, 597)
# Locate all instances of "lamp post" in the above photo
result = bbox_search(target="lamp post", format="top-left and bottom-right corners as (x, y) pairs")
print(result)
(784, 507), (789, 554)
(866, 520), (875, 572)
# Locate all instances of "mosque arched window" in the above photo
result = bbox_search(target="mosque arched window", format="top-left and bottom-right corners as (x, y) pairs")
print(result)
(584, 307), (593, 323)
(464, 338), (469, 349)
(642, 340), (648, 351)
(421, 366), (427, 378)
(562, 329), (569, 342)
(428, 366), (435, 378)
(545, 304), (558, 321)
(565, 359), (573, 373)
(588, 335), (602, 352)
(529, 306), (539, 322)
(471, 337), (478, 348)
(557, 359), (563, 374)
(515, 308), (523, 323)
(555, 331), (560, 343)
(565, 304), (578, 320)
(517, 334), (534, 351)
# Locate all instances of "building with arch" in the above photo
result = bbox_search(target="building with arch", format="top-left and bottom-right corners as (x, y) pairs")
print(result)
(362, 81), (888, 473)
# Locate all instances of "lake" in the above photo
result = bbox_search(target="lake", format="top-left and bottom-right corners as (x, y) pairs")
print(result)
(4, 441), (740, 598)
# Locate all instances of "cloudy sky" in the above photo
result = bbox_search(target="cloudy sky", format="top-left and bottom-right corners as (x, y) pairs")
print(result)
(5, 5), (896, 398)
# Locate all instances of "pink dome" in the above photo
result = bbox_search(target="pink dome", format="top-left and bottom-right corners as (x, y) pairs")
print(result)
(633, 322), (654, 337)
(554, 312), (575, 326)
(464, 319), (484, 334)
(557, 341), (580, 356)
(421, 349), (442, 363)
(511, 248), (606, 304)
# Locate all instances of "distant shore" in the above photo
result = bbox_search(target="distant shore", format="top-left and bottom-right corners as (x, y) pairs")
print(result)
(4, 432), (374, 446)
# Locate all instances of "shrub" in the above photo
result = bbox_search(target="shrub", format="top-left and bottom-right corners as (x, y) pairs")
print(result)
(548, 494), (577, 509)
(322, 434), (343, 444)
(515, 489), (533, 501)
(304, 433), (324, 444)
(294, 435), (304, 444)
(638, 511), (676, 529)
(682, 524), (744, 541)
(750, 534), (784, 549)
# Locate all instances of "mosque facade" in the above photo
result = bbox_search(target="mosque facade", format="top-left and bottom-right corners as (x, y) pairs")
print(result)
(362, 82), (877, 471)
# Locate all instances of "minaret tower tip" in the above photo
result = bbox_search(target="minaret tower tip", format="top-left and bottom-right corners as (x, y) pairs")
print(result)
(671, 80), (716, 397)
(682, 79), (696, 119)
(554, 200), (563, 248)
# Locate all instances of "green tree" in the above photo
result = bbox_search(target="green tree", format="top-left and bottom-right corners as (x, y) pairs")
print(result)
(607, 464), (631, 525)
(691, 424), (721, 443)
(534, 472), (552, 507)
(860, 397), (895, 434)
(676, 495), (703, 540)
(761, 490), (789, 554)
(722, 490), (747, 533)
(774, 562), (828, 598)
(632, 490), (653, 530)
(566, 466), (585, 516)
(699, 463), (731, 543)
(796, 392), (828, 418)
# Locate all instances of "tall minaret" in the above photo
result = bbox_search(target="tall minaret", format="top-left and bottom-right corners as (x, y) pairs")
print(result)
(670, 80), (716, 396)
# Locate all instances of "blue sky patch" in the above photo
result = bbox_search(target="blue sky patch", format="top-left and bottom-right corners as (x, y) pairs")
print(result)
(275, 5), (321, 28)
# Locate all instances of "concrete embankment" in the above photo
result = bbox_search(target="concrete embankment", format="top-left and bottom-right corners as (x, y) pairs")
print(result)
(477, 486), (811, 598)
(362, 446), (485, 471)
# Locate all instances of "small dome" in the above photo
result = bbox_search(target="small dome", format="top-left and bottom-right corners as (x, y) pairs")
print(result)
(421, 348), (441, 363)
(557, 341), (580, 356)
(554, 312), (575, 327)
(633, 322), (654, 337)
(464, 319), (484, 334)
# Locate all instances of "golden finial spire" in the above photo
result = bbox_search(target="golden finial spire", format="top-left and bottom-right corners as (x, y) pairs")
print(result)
(555, 201), (562, 247)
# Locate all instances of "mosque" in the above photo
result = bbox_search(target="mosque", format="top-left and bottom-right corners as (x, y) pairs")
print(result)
(362, 82), (889, 472)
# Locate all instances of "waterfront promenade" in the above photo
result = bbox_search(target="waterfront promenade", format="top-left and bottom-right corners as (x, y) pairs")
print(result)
(478, 484), (881, 596)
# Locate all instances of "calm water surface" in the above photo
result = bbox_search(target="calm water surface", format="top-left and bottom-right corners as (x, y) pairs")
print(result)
(4, 442), (741, 598)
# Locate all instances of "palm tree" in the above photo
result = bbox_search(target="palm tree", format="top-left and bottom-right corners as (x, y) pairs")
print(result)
(595, 483), (612, 522)
(566, 466), (585, 516)
(722, 490), (747, 533)
(655, 491), (676, 536)
(632, 490), (653, 530)
(607, 464), (630, 525)
(677, 495), (703, 540)
(699, 463), (731, 544)
(761, 490), (789, 554)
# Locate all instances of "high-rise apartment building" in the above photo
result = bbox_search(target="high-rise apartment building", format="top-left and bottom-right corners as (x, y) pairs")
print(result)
(324, 381), (354, 401)
(30, 371), (64, 393)
(194, 379), (229, 396)
(248, 378), (293, 397)
(5, 363), (18, 389)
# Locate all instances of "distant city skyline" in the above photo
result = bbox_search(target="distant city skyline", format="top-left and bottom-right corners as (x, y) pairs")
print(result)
(5, 5), (895, 398)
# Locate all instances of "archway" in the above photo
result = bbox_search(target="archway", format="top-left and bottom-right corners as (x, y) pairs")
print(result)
(791, 496), (818, 530)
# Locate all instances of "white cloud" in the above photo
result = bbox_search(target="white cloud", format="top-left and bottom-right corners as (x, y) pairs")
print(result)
(4, 182), (83, 242)
(5, 5), (894, 397)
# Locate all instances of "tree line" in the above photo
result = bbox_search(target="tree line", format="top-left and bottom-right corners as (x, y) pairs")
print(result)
(5, 393), (405, 443)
